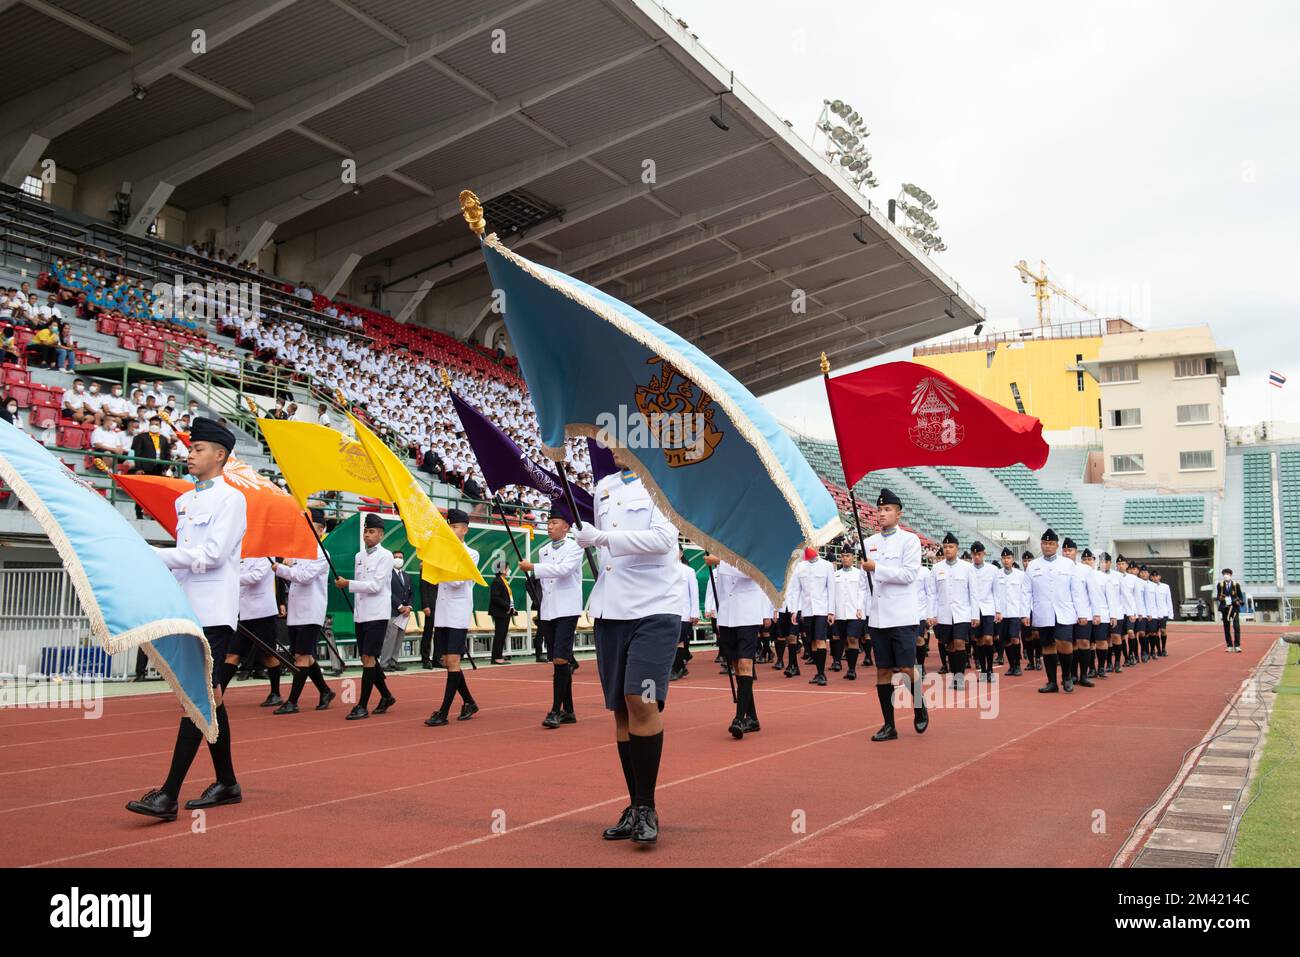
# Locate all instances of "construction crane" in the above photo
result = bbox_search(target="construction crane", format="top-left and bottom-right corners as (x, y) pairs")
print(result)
(1015, 259), (1097, 328)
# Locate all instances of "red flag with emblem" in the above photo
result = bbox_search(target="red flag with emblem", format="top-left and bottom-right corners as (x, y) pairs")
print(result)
(824, 360), (1049, 487)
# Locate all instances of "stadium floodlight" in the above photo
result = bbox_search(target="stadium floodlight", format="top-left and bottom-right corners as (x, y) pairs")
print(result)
(814, 97), (877, 194)
(896, 183), (946, 255)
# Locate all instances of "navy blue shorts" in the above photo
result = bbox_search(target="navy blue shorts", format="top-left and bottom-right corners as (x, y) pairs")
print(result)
(718, 624), (759, 662)
(1092, 622), (1110, 643)
(1074, 621), (1092, 642)
(435, 626), (468, 657)
(289, 623), (321, 656)
(1124, 615), (1135, 633)
(999, 618), (1022, 640)
(835, 618), (866, 640)
(356, 619), (387, 657)
(870, 624), (918, 670)
(1054, 622), (1076, 644)
(934, 621), (971, 645)
(1158, 617), (1168, 630)
(801, 614), (828, 642)
(594, 614), (681, 712)
(978, 614), (997, 638)
(204, 626), (235, 685)
(777, 611), (793, 638)
(679, 621), (693, 644)
(540, 615), (578, 661)
(231, 615), (278, 660)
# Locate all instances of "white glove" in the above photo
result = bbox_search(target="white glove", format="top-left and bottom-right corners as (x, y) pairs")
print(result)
(573, 523), (607, 549)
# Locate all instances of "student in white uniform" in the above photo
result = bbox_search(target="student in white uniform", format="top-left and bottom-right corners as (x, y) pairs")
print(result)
(518, 500), (584, 727)
(271, 508), (336, 713)
(790, 546), (837, 686)
(932, 532), (977, 690)
(861, 488), (928, 741)
(915, 559), (934, 675)
(1080, 549), (1109, 681)
(1102, 553), (1125, 674)
(832, 549), (865, 678)
(236, 556), (284, 707)
(1026, 528), (1078, 694)
(1020, 550), (1041, 669)
(574, 462), (680, 846)
(774, 568), (798, 673)
(704, 555), (765, 738)
(968, 542), (999, 683)
(1061, 539), (1095, 687)
(1134, 564), (1154, 662)
(336, 512), (396, 720)
(1153, 571), (1172, 657)
(671, 549), (700, 681)
(127, 418), (247, 821)
(425, 508), (481, 726)
(994, 547), (1031, 677)
(1118, 557), (1139, 666)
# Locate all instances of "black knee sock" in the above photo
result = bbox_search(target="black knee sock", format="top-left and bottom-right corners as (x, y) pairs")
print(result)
(360, 666), (375, 708)
(616, 738), (636, 804)
(774, 642), (785, 665)
(742, 675), (757, 720)
(627, 731), (664, 808)
(672, 646), (685, 673)
(1160, 633), (1167, 653)
(902, 671), (924, 713)
(846, 647), (860, 671)
(216, 660), (238, 692)
(735, 675), (752, 721)
(562, 668), (574, 712)
(813, 648), (827, 676)
(308, 661), (330, 695)
(876, 682), (895, 726)
(1059, 651), (1073, 681)
(862, 641), (873, 665)
(288, 667), (308, 704)
(457, 671), (475, 706)
(161, 716), (204, 798)
(551, 663), (565, 713)
(438, 672), (458, 714)
(830, 637), (844, 664)
(982, 646), (993, 674)
(1008, 644), (1020, 668)
(1044, 654), (1058, 684)
(372, 664), (391, 699)
(267, 665), (281, 696)
(938, 644), (949, 669)
(206, 704), (237, 786)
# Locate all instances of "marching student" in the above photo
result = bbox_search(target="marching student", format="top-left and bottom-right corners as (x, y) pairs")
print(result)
(519, 501), (584, 726)
(1101, 552), (1124, 674)
(1081, 549), (1109, 680)
(672, 548), (700, 681)
(1062, 539), (1095, 687)
(271, 509), (336, 713)
(916, 557), (934, 676)
(994, 547), (1030, 676)
(236, 557), (283, 707)
(1153, 571), (1172, 657)
(575, 460), (681, 845)
(833, 549), (865, 677)
(774, 566), (798, 673)
(1026, 529), (1077, 694)
(931, 532), (977, 690)
(1134, 564), (1154, 662)
(704, 556), (765, 738)
(336, 513), (396, 720)
(1118, 557), (1139, 666)
(968, 542), (999, 683)
(861, 489), (928, 742)
(1020, 550), (1041, 669)
(127, 418), (246, 821)
(425, 508), (481, 726)
(790, 545), (837, 686)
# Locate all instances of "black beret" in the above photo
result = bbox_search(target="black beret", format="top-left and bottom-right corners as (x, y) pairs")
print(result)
(1061, 537), (1077, 549)
(1001, 547), (1014, 557)
(1041, 528), (1058, 542)
(190, 416), (235, 452)
(1139, 563), (1149, 571)
(877, 487), (902, 508)
(1081, 548), (1093, 559)
(970, 540), (985, 553)
(1101, 551), (1112, 562)
(942, 532), (958, 545)
(446, 507), (470, 525)
(363, 512), (385, 530)
(547, 497), (574, 525)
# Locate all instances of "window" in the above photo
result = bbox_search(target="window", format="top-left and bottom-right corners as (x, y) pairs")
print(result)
(1009, 382), (1025, 414)
(1179, 450), (1213, 471)
(1111, 454), (1145, 474)
(1175, 357), (1216, 378)
(1177, 403), (1211, 424)
(1076, 353), (1085, 392)
(19, 175), (42, 199)
(1109, 408), (1141, 428)
(1102, 362), (1138, 383)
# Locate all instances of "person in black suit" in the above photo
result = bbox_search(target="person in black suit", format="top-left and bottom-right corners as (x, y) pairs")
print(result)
(129, 416), (170, 476)
(1215, 568), (1243, 652)
(380, 550), (414, 670)
(488, 560), (514, 664)
(419, 568), (439, 668)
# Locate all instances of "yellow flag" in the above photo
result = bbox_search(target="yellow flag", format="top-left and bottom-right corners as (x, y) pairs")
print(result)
(345, 411), (485, 587)
(257, 419), (388, 506)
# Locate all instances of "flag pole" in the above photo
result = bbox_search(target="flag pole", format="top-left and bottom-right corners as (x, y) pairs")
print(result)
(821, 352), (873, 593)
(557, 466), (601, 580)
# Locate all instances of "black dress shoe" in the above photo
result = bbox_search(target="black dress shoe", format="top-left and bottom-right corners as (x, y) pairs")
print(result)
(739, 715), (761, 734)
(272, 700), (299, 715)
(234, 671), (253, 683)
(329, 667), (345, 677)
(1007, 666), (1023, 676)
(728, 717), (745, 739)
(260, 693), (283, 708)
(1062, 677), (1074, 693)
(632, 805), (659, 844)
(914, 706), (929, 734)
(570, 658), (580, 673)
(373, 695), (397, 714)
(184, 781), (242, 810)
(534, 655), (547, 663)
(810, 673), (828, 686)
(830, 661), (842, 672)
(125, 788), (177, 821)
(425, 710), (448, 726)
(457, 702), (480, 721)
(845, 668), (857, 680)
(669, 669), (682, 681)
(952, 673), (965, 690)
(346, 705), (369, 720)
(316, 689), (336, 711)
(871, 723), (899, 742)
(251, 668), (268, 680)
(542, 711), (561, 729)
(603, 805), (636, 840)
(421, 659), (433, 669)
(1076, 676), (1094, 688)
(1038, 681), (1059, 693)
(772, 660), (784, 670)
(862, 657), (873, 668)
(389, 663), (407, 672)
(132, 674), (148, 683)
(558, 711), (577, 724)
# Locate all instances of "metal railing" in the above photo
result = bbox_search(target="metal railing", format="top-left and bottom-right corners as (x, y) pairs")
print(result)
(0, 567), (128, 678)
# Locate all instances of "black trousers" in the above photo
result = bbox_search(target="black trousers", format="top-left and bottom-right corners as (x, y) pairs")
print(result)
(420, 613), (435, 661)
(491, 614), (510, 660)
(1222, 610), (1241, 646)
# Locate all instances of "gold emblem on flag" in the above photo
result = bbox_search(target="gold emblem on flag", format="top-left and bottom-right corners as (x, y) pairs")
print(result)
(634, 357), (723, 468)
(338, 438), (381, 482)
(908, 376), (965, 452)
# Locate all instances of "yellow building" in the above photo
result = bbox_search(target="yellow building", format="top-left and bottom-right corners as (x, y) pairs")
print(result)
(912, 319), (1139, 432)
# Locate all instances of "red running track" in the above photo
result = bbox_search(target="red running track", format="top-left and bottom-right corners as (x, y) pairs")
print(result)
(0, 624), (1276, 868)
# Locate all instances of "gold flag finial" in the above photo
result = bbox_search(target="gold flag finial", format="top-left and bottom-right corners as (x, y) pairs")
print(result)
(439, 367), (452, 390)
(91, 457), (110, 474)
(243, 395), (258, 415)
(819, 351), (830, 375)
(333, 388), (348, 409)
(459, 189), (486, 236)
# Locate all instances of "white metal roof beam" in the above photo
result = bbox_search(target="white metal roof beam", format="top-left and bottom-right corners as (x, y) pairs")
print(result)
(21, 0), (132, 52)
(0, 0), (297, 185)
(658, 244), (865, 318)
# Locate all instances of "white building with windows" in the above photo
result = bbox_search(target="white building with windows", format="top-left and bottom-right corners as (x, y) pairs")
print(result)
(1083, 325), (1238, 492)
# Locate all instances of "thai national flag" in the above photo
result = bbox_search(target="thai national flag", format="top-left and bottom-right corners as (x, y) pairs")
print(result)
(1269, 370), (1287, 389)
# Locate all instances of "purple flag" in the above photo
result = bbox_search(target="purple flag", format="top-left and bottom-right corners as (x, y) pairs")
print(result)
(449, 390), (593, 522)
(587, 436), (619, 483)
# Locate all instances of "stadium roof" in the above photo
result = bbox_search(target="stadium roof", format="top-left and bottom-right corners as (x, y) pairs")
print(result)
(0, 0), (986, 394)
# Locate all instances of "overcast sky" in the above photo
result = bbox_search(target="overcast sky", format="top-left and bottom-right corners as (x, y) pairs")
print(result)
(668, 0), (1299, 438)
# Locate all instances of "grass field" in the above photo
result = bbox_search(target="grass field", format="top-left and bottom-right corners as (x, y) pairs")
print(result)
(1232, 640), (1300, 867)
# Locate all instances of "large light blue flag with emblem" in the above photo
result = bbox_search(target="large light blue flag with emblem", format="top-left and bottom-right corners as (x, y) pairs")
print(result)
(0, 421), (216, 740)
(471, 227), (842, 603)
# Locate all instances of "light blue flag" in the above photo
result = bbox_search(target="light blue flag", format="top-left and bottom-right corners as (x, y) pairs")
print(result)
(0, 421), (216, 740)
(477, 234), (843, 603)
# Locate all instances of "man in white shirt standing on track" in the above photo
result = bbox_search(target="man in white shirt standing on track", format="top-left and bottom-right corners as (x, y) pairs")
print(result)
(1026, 529), (1077, 695)
(832, 549), (865, 678)
(790, 544), (837, 686)
(519, 500), (584, 728)
(1062, 539), (1095, 688)
(932, 532), (977, 691)
(1153, 571), (1173, 658)
(994, 547), (1030, 677)
(704, 555), (767, 738)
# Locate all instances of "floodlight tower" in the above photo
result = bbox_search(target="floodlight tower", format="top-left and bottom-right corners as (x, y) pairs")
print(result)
(813, 99), (878, 193)
(896, 182), (946, 255)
